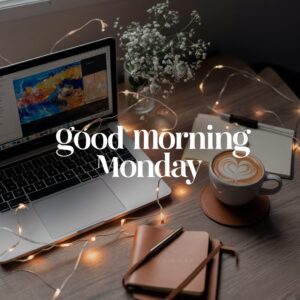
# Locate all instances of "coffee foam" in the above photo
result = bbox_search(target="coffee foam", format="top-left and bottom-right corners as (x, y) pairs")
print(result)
(212, 152), (264, 185)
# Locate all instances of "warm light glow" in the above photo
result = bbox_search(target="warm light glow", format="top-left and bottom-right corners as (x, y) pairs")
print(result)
(17, 203), (27, 210)
(122, 90), (130, 96)
(160, 212), (165, 224)
(199, 82), (204, 93)
(255, 110), (264, 117)
(172, 183), (191, 199)
(297, 107), (300, 115)
(215, 100), (220, 106)
(225, 125), (230, 130)
(27, 254), (35, 261)
(90, 236), (96, 242)
(53, 288), (61, 299)
(215, 64), (224, 69)
(8, 247), (15, 252)
(18, 226), (22, 235)
(60, 243), (72, 248)
(293, 142), (299, 152)
(123, 125), (135, 134)
(121, 219), (126, 228)
(83, 248), (103, 266)
(101, 21), (108, 32)
(159, 128), (169, 133)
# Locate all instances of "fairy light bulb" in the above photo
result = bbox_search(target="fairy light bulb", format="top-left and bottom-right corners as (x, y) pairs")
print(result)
(18, 226), (23, 235)
(104, 24), (108, 31)
(53, 289), (61, 299)
(160, 211), (165, 224)
(8, 247), (15, 252)
(121, 219), (126, 228)
(199, 82), (204, 93)
(215, 64), (224, 69)
(27, 254), (35, 261)
(90, 236), (96, 242)
(60, 243), (72, 248)
(215, 100), (220, 106)
(101, 21), (108, 32)
(293, 142), (299, 152)
(83, 248), (103, 266)
(255, 110), (264, 117)
(17, 203), (27, 210)
(173, 183), (190, 199)
(122, 90), (130, 96)
(83, 125), (90, 131)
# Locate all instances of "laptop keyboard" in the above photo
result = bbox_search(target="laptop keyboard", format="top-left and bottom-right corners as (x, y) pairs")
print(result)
(0, 128), (136, 213)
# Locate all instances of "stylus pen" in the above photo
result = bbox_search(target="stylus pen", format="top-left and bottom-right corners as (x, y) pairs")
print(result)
(219, 112), (295, 138)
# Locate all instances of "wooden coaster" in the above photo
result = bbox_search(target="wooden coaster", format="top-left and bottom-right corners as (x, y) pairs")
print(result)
(200, 185), (270, 227)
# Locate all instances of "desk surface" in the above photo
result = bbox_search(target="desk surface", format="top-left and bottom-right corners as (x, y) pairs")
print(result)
(1, 56), (299, 300)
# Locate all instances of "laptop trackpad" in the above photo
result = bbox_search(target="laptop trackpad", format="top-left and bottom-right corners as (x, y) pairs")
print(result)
(33, 179), (126, 239)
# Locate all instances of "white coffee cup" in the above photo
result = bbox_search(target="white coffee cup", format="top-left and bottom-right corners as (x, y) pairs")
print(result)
(209, 150), (282, 206)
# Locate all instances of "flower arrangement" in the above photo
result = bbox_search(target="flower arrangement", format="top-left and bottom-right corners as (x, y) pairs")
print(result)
(114, 0), (209, 98)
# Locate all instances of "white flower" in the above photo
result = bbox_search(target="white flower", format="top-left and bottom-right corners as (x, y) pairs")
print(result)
(115, 0), (209, 97)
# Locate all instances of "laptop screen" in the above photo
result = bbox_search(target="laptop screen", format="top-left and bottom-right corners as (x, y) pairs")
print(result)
(0, 42), (114, 153)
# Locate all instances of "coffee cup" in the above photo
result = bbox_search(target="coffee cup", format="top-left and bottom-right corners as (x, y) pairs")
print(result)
(209, 150), (282, 206)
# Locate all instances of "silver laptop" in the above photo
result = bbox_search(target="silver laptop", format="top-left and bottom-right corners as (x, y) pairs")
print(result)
(0, 38), (171, 263)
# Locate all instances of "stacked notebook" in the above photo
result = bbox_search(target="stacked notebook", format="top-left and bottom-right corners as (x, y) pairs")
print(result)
(124, 225), (222, 300)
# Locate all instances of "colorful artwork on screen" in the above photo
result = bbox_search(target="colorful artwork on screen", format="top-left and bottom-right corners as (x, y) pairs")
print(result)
(13, 61), (85, 125)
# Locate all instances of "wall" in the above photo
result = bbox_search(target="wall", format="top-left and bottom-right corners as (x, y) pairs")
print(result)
(0, 0), (299, 73)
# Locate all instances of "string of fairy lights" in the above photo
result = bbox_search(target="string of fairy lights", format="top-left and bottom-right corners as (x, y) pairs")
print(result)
(50, 18), (108, 54)
(199, 64), (300, 151)
(0, 18), (299, 299)
(0, 176), (167, 300)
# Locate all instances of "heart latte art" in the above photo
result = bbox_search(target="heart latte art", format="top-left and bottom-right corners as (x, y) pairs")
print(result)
(212, 153), (264, 185)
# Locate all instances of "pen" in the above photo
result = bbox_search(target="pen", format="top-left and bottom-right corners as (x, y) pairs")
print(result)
(149, 227), (184, 257)
(219, 112), (295, 138)
(124, 227), (184, 278)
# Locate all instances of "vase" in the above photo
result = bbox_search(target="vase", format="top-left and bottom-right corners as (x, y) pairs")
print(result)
(123, 62), (155, 115)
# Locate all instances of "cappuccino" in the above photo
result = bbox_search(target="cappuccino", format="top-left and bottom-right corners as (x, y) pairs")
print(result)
(212, 151), (264, 186)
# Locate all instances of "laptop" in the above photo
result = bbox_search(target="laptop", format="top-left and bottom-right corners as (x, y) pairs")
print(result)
(0, 38), (171, 263)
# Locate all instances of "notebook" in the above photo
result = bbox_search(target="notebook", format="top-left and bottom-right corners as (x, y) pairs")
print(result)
(126, 225), (210, 297)
(182, 113), (294, 178)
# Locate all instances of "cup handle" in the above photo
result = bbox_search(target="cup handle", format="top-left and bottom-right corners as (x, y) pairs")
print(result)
(260, 173), (282, 195)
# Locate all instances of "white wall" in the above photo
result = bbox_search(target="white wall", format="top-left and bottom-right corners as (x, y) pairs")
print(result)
(0, 0), (299, 73)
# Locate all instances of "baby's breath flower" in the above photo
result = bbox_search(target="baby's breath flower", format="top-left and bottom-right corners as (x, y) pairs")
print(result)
(114, 0), (209, 98)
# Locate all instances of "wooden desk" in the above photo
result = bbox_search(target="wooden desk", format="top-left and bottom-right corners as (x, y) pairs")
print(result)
(1, 56), (299, 300)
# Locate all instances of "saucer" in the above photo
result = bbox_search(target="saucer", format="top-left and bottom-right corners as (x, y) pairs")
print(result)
(200, 185), (270, 227)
